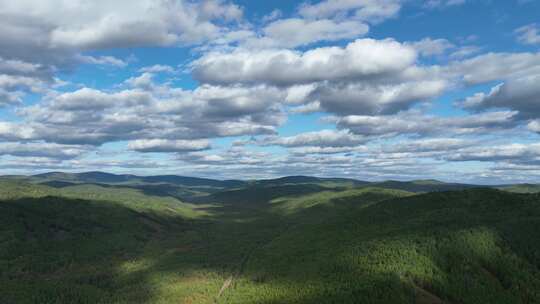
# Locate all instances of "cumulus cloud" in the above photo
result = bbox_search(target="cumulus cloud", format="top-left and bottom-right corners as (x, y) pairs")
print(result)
(0, 72), (50, 107)
(209, 0), (405, 49)
(178, 146), (273, 166)
(76, 55), (127, 67)
(0, 142), (89, 159)
(0, 0), (243, 53)
(125, 73), (157, 90)
(42, 87), (152, 112)
(128, 139), (211, 152)
(450, 52), (540, 85)
(0, 122), (36, 141)
(312, 79), (447, 115)
(337, 111), (517, 136)
(289, 146), (366, 155)
(290, 102), (322, 114)
(445, 143), (540, 164)
(382, 138), (475, 153)
(460, 74), (540, 119)
(528, 120), (540, 133)
(261, 18), (369, 48)
(193, 38), (417, 86)
(11, 80), (284, 146)
(263, 129), (366, 147)
(0, 88), (23, 106)
(193, 38), (453, 116)
(0, 0), (244, 112)
(0, 57), (45, 76)
(1, 0), (538, 183)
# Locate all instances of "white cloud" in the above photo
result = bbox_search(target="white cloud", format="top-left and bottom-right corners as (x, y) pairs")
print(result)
(446, 143), (540, 163)
(0, 88), (23, 106)
(12, 83), (285, 146)
(408, 38), (454, 57)
(289, 146), (366, 155)
(0, 0), (243, 51)
(139, 64), (176, 74)
(0, 122), (36, 140)
(125, 73), (156, 90)
(178, 146), (273, 166)
(76, 55), (127, 67)
(193, 38), (417, 86)
(0, 142), (89, 159)
(290, 102), (322, 114)
(0, 74), (48, 99)
(460, 74), (540, 119)
(337, 111), (517, 136)
(43, 87), (152, 112)
(128, 139), (211, 152)
(449, 45), (482, 59)
(262, 9), (283, 23)
(0, 57), (43, 75)
(450, 52), (540, 85)
(312, 79), (447, 115)
(382, 138), (474, 153)
(424, 0), (466, 9)
(192, 37), (453, 116)
(298, 0), (401, 23)
(1, 1), (538, 182)
(515, 23), (540, 45)
(264, 129), (366, 147)
(528, 120), (540, 133)
(0, 0), (244, 111)
(262, 18), (369, 48)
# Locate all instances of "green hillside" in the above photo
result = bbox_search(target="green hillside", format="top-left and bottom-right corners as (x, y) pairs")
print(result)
(254, 176), (370, 188)
(2, 175), (540, 303)
(498, 184), (540, 194)
(5, 172), (489, 195)
(30, 171), (246, 188)
(226, 189), (540, 303)
(370, 179), (479, 193)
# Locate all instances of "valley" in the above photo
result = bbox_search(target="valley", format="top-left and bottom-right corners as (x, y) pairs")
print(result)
(1, 172), (540, 303)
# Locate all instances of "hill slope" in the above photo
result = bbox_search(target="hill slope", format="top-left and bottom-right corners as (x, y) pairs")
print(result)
(30, 171), (246, 188)
(226, 189), (540, 303)
(1, 179), (540, 303)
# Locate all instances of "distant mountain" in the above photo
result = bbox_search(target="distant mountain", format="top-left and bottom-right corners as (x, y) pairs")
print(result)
(31, 171), (245, 188)
(39, 180), (79, 188)
(370, 179), (479, 193)
(204, 183), (333, 205)
(255, 175), (369, 187)
(5, 172), (537, 195)
(141, 175), (245, 188)
(35, 171), (136, 184)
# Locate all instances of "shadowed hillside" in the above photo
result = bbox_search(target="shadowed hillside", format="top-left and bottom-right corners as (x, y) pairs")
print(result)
(2, 177), (540, 303)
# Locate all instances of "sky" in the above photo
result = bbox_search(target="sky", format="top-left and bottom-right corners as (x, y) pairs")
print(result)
(0, 0), (539, 184)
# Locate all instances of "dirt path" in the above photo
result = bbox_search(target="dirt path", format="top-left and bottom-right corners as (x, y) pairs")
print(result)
(215, 244), (258, 301)
(217, 276), (233, 298)
(214, 223), (293, 302)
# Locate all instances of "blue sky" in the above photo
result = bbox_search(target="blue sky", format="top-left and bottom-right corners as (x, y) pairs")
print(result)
(0, 0), (539, 183)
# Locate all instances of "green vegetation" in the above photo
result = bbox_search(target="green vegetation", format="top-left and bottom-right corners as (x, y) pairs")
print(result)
(229, 189), (540, 303)
(2, 174), (540, 303)
(370, 180), (478, 193)
(498, 184), (540, 193)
